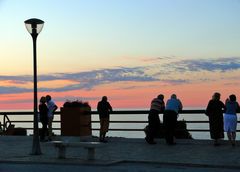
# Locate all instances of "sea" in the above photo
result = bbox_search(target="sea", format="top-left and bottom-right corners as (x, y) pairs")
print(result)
(1, 108), (239, 140)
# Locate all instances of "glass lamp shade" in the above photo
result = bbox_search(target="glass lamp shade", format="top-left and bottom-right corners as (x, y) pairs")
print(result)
(24, 18), (44, 35)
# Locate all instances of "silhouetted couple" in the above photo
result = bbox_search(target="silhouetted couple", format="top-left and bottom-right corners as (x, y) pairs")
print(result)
(39, 95), (58, 142)
(206, 92), (240, 146)
(145, 94), (182, 145)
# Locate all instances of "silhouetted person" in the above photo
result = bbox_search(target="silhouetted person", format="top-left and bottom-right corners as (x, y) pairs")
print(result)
(163, 94), (182, 145)
(97, 96), (112, 142)
(39, 96), (48, 142)
(206, 92), (225, 146)
(46, 95), (58, 141)
(224, 94), (240, 146)
(145, 94), (165, 144)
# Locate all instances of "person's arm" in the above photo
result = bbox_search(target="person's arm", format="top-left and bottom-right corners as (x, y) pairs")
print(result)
(97, 102), (100, 112)
(237, 102), (240, 113)
(108, 102), (113, 112)
(178, 99), (183, 111)
(53, 104), (58, 113)
(161, 103), (165, 112)
(205, 101), (211, 116)
(222, 102), (226, 113)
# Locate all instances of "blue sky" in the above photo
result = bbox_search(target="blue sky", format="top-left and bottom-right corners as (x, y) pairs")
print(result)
(0, 0), (239, 109)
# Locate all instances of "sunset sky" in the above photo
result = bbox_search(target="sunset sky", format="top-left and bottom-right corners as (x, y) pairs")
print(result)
(0, 0), (240, 110)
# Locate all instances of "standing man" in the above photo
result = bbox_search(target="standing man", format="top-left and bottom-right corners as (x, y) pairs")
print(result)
(46, 95), (58, 141)
(145, 94), (165, 144)
(97, 96), (113, 143)
(39, 96), (48, 142)
(163, 94), (182, 145)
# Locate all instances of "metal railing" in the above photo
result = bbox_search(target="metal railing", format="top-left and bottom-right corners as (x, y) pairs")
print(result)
(0, 110), (239, 134)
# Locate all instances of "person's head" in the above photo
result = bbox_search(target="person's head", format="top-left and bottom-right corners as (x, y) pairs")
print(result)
(102, 96), (107, 101)
(46, 95), (51, 102)
(171, 94), (177, 99)
(40, 96), (46, 104)
(212, 92), (221, 100)
(229, 94), (236, 102)
(157, 94), (164, 100)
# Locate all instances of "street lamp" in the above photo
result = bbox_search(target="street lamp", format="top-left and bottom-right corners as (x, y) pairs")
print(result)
(25, 18), (44, 155)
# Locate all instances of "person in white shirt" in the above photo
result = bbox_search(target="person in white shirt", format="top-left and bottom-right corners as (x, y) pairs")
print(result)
(46, 95), (58, 141)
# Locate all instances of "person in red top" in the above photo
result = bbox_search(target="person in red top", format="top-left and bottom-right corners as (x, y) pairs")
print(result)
(145, 94), (165, 144)
(97, 96), (113, 142)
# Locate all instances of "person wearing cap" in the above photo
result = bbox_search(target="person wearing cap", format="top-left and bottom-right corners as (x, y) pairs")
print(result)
(163, 94), (183, 145)
(145, 94), (165, 144)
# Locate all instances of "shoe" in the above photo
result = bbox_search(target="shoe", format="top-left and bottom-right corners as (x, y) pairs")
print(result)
(102, 140), (108, 143)
(145, 137), (156, 144)
(167, 142), (176, 145)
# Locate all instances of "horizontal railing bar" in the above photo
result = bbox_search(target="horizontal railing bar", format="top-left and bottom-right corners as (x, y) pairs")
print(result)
(24, 128), (212, 132)
(8, 120), (240, 124)
(0, 110), (219, 115)
(0, 110), (239, 116)
(24, 128), (240, 132)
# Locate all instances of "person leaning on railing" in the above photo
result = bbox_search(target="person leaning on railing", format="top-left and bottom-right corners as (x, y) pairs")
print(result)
(145, 94), (165, 144)
(46, 95), (58, 141)
(224, 94), (240, 146)
(205, 92), (225, 146)
(97, 96), (113, 143)
(163, 94), (183, 145)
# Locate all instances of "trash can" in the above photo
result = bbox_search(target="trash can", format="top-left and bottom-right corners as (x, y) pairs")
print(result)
(60, 106), (92, 136)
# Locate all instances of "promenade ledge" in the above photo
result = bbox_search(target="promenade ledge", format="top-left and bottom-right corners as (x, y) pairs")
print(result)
(0, 136), (240, 169)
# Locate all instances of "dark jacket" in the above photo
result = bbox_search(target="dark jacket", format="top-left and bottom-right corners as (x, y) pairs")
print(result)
(39, 103), (48, 123)
(97, 101), (112, 118)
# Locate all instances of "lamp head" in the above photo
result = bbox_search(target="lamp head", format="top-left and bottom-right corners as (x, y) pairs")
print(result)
(24, 18), (44, 36)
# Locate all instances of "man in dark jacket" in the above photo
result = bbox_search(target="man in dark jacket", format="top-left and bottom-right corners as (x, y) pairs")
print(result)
(97, 96), (113, 142)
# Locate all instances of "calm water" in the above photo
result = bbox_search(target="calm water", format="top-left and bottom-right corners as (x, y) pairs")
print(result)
(1, 109), (239, 140)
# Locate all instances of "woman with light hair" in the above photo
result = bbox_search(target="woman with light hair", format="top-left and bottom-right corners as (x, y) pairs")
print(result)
(206, 92), (225, 146)
(224, 94), (240, 146)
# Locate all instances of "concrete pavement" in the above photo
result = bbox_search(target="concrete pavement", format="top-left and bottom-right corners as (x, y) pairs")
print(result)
(0, 136), (240, 170)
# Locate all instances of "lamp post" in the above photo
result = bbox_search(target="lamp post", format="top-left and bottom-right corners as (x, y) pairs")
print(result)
(25, 18), (44, 155)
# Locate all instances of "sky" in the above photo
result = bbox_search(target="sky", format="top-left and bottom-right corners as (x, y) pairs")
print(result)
(0, 0), (240, 110)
